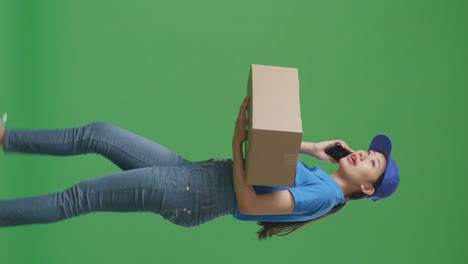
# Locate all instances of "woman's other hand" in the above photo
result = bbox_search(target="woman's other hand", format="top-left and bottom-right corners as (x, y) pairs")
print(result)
(301, 140), (354, 164)
(232, 96), (250, 146)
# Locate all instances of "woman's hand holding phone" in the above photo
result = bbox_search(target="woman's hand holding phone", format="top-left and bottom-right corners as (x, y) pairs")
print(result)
(301, 140), (354, 164)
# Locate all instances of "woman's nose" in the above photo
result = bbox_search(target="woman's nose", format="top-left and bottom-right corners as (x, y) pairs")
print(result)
(359, 152), (367, 161)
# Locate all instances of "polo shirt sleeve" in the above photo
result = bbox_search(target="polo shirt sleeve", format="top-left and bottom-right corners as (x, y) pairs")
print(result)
(288, 184), (334, 215)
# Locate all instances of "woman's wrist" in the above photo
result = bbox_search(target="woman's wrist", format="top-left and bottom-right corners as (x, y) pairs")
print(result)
(232, 139), (244, 148)
(300, 141), (317, 156)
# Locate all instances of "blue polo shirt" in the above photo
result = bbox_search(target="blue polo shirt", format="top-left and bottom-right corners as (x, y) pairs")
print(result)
(233, 160), (346, 222)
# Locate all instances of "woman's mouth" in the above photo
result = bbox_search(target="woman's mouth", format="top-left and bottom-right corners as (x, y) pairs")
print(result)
(347, 154), (356, 166)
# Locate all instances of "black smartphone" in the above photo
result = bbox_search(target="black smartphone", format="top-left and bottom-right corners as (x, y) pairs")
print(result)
(325, 143), (352, 161)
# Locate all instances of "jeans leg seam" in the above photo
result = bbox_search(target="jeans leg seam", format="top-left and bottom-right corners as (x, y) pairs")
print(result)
(39, 136), (154, 167)
(84, 137), (155, 167)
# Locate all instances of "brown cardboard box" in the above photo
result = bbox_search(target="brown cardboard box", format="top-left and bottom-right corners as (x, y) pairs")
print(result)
(244, 64), (303, 187)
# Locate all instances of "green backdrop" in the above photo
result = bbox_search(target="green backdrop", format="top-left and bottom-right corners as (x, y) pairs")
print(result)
(1, 0), (466, 263)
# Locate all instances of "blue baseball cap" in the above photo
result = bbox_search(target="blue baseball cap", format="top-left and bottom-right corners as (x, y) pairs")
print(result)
(367, 134), (400, 202)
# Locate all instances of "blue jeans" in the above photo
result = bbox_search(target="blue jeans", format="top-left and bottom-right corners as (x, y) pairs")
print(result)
(1, 122), (236, 228)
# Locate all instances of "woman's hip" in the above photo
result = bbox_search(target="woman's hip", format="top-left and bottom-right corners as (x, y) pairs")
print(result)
(157, 158), (236, 227)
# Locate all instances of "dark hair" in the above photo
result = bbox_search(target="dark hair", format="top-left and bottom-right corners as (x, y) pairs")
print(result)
(256, 172), (385, 240)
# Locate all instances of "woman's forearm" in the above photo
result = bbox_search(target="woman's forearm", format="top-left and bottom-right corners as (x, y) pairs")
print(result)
(232, 141), (257, 214)
(300, 141), (316, 156)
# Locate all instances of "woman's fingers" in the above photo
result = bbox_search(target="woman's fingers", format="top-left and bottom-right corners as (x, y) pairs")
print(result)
(236, 96), (250, 129)
(238, 96), (250, 119)
(337, 140), (354, 152)
(233, 96), (251, 143)
(240, 96), (250, 112)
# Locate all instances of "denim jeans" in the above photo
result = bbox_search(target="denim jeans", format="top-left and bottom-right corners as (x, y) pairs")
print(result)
(0, 122), (236, 228)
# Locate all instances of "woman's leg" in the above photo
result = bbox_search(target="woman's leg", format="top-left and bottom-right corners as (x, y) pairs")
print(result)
(0, 165), (194, 227)
(0, 158), (236, 228)
(2, 122), (190, 170)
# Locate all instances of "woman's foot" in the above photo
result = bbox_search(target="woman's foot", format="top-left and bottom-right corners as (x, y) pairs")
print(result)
(0, 112), (7, 146)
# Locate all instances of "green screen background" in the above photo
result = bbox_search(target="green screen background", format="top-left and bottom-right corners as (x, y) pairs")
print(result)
(1, 0), (466, 263)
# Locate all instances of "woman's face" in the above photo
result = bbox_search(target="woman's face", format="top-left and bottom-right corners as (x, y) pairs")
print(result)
(338, 150), (387, 191)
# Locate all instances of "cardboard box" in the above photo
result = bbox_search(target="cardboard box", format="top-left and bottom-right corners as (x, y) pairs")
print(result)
(244, 64), (303, 187)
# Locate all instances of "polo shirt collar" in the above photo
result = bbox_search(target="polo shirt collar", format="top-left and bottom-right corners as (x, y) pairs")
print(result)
(313, 166), (346, 204)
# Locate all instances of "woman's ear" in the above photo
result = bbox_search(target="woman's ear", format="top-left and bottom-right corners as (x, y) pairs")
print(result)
(360, 184), (375, 196)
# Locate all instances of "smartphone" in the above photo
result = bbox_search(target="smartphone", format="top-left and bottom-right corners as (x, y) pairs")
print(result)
(325, 143), (352, 161)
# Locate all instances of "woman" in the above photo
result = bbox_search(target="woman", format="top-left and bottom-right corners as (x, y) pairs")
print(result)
(0, 97), (400, 239)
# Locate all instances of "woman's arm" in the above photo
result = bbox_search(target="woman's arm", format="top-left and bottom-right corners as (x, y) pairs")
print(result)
(232, 141), (294, 215)
(232, 96), (294, 215)
(231, 141), (258, 213)
(300, 141), (315, 156)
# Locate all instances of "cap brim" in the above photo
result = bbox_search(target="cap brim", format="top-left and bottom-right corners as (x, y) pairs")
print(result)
(368, 134), (393, 202)
(368, 134), (392, 161)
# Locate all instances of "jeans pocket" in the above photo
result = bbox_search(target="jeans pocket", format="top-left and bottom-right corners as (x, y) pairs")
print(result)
(196, 203), (220, 226)
(160, 208), (194, 227)
(187, 166), (219, 206)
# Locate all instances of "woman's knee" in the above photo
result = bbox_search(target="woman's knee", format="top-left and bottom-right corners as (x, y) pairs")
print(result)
(85, 122), (116, 133)
(84, 122), (125, 139)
